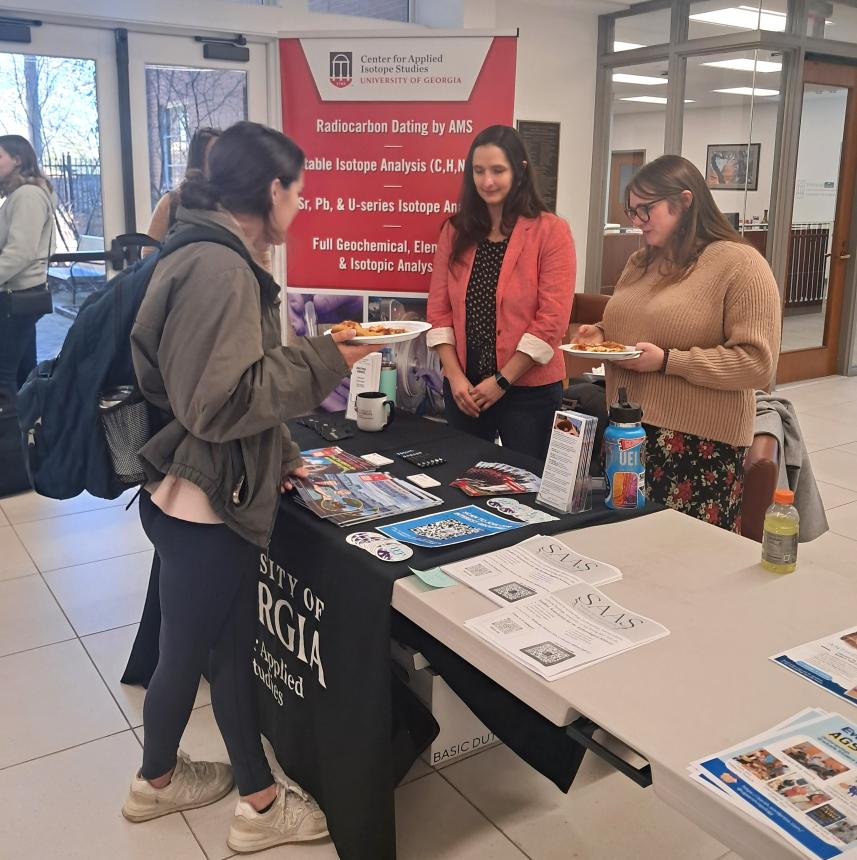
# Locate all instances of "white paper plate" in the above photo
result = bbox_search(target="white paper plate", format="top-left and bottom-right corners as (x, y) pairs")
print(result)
(560, 343), (642, 361)
(325, 320), (432, 345)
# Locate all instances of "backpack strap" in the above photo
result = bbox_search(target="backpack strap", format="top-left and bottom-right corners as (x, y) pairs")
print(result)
(158, 225), (277, 300)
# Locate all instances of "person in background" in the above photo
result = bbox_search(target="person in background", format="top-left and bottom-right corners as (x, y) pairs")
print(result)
(574, 154), (781, 533)
(0, 134), (56, 393)
(426, 124), (575, 461)
(124, 121), (375, 854)
(146, 126), (221, 245)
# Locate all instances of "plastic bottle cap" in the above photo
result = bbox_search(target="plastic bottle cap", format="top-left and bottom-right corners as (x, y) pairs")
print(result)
(609, 386), (643, 423)
(773, 489), (794, 504)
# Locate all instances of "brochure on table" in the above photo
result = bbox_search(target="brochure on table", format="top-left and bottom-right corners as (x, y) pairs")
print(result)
(536, 410), (598, 514)
(441, 534), (622, 606)
(292, 471), (442, 526)
(773, 628), (857, 709)
(378, 505), (523, 548)
(345, 352), (382, 420)
(450, 462), (542, 496)
(690, 709), (857, 859)
(464, 581), (669, 681)
(301, 446), (375, 475)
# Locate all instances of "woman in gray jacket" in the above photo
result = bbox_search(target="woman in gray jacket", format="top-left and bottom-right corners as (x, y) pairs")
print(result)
(124, 122), (374, 853)
(0, 134), (55, 396)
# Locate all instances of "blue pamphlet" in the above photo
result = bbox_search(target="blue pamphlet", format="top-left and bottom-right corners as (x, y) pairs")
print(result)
(379, 505), (523, 549)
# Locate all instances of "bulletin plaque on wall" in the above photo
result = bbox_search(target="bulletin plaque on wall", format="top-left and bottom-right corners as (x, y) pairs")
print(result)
(516, 120), (560, 212)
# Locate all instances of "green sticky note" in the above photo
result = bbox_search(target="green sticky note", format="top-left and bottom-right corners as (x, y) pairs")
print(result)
(409, 566), (458, 589)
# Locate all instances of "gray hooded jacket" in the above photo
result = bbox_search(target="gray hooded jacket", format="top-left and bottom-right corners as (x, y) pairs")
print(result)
(131, 206), (348, 547)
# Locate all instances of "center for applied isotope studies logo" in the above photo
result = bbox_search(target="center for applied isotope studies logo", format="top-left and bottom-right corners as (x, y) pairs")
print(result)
(329, 51), (352, 88)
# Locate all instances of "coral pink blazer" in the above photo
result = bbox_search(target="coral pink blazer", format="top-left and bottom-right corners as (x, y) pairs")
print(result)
(426, 213), (575, 387)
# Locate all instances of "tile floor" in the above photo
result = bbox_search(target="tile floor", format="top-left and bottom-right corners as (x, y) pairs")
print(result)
(1, 374), (855, 859)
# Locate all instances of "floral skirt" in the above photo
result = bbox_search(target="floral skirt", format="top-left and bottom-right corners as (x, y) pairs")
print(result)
(644, 425), (748, 533)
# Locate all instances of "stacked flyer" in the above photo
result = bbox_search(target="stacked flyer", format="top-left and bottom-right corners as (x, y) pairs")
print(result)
(536, 411), (598, 514)
(440, 535), (669, 681)
(292, 445), (442, 527)
(690, 708), (857, 858)
(450, 462), (541, 496)
(292, 471), (442, 526)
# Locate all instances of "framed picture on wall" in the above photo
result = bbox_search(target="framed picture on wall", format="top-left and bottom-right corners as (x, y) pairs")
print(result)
(706, 143), (761, 191)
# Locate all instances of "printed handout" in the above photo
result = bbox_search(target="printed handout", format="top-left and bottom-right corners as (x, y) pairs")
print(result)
(378, 505), (523, 548)
(441, 534), (622, 605)
(773, 627), (857, 708)
(464, 581), (668, 680)
(690, 709), (857, 859)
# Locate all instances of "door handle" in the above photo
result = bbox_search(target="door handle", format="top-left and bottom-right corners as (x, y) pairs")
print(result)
(841, 254), (852, 260)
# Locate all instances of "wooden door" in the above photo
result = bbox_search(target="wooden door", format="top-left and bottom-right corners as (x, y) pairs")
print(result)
(607, 150), (645, 226)
(777, 61), (857, 383)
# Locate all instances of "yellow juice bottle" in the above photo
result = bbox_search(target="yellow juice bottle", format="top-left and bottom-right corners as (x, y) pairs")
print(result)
(761, 489), (799, 573)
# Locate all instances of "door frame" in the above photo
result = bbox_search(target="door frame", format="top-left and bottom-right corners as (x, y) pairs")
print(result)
(126, 30), (272, 234)
(776, 59), (857, 384)
(607, 149), (646, 226)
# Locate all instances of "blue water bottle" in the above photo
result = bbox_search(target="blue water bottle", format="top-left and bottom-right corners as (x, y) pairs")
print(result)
(604, 387), (646, 510)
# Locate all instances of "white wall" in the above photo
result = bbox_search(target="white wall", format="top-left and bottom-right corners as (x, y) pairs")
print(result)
(0, 0), (416, 36)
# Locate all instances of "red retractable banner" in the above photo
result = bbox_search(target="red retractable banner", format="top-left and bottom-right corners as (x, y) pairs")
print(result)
(280, 35), (517, 294)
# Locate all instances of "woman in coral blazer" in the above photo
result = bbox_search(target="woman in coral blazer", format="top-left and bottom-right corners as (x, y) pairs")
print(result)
(427, 125), (575, 460)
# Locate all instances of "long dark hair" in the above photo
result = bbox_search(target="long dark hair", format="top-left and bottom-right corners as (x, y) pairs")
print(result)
(186, 126), (221, 173)
(448, 125), (547, 267)
(0, 134), (52, 196)
(625, 154), (746, 285)
(180, 121), (304, 216)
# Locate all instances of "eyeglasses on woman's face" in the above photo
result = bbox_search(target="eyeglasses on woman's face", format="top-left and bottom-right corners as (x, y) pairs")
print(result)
(624, 197), (668, 224)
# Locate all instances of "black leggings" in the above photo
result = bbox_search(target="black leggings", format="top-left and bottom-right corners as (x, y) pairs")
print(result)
(139, 491), (273, 795)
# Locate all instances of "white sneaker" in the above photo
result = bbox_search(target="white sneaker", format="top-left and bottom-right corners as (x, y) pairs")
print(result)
(122, 750), (234, 822)
(227, 778), (328, 853)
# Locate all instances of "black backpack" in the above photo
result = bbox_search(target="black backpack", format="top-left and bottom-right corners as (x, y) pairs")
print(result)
(17, 225), (259, 500)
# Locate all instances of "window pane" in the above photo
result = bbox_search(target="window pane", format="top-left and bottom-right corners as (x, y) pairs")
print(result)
(681, 49), (782, 239)
(308, 0), (409, 21)
(809, 2), (857, 41)
(145, 65), (247, 207)
(689, 0), (790, 39)
(0, 53), (101, 250)
(0, 51), (103, 352)
(613, 8), (671, 51)
(603, 59), (669, 290)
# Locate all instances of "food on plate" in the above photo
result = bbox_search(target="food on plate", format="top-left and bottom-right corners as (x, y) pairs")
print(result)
(568, 341), (634, 353)
(330, 320), (407, 337)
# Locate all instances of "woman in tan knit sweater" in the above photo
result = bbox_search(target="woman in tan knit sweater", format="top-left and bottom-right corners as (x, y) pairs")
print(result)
(575, 155), (781, 532)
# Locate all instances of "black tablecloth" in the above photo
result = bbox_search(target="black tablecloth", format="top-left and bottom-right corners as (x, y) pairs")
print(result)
(124, 412), (658, 860)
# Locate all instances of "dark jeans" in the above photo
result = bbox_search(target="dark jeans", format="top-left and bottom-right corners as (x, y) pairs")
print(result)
(0, 312), (37, 402)
(443, 378), (563, 462)
(138, 491), (273, 795)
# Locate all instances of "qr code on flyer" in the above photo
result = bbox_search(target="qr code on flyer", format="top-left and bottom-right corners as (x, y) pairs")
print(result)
(490, 618), (523, 635)
(520, 641), (575, 667)
(490, 582), (537, 603)
(411, 519), (480, 540)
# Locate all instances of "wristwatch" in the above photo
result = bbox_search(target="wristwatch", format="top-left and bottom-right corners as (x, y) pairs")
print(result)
(494, 372), (511, 391)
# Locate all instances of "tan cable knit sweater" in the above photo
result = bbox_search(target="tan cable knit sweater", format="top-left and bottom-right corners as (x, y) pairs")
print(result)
(602, 241), (782, 447)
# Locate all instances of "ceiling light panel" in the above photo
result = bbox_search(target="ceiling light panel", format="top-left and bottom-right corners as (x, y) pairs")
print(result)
(689, 7), (787, 31)
(612, 73), (668, 86)
(713, 86), (780, 96)
(702, 58), (782, 73)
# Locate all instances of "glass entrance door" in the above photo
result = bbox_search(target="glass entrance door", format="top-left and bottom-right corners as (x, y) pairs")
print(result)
(777, 60), (857, 383)
(126, 31), (270, 234)
(0, 22), (121, 358)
